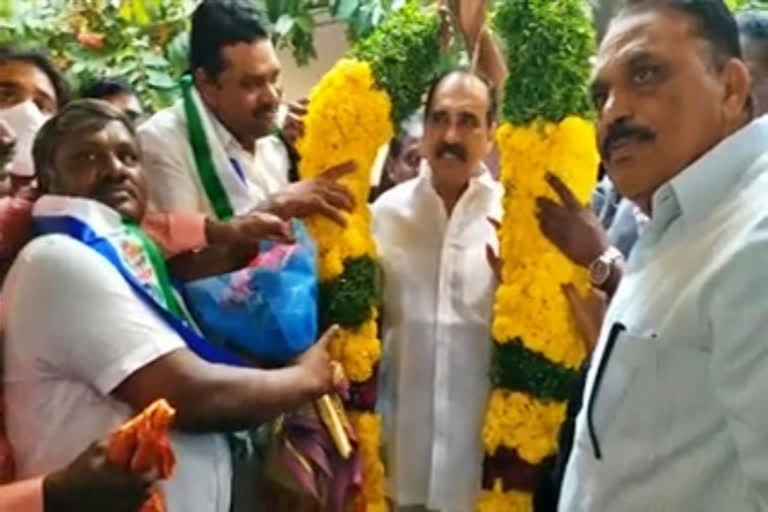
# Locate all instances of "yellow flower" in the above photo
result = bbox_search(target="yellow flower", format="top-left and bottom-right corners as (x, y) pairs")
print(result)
(482, 389), (567, 464)
(297, 58), (390, 510)
(350, 412), (388, 509)
(479, 116), (597, 508)
(298, 59), (392, 273)
(476, 480), (533, 512)
(491, 117), (597, 369)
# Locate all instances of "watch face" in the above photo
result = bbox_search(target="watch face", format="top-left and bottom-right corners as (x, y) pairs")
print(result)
(590, 259), (611, 286)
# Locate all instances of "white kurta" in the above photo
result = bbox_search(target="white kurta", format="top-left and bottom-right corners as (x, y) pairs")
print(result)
(138, 100), (289, 216)
(373, 166), (502, 511)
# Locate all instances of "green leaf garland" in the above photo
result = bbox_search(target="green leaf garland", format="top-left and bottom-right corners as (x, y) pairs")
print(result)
(350, 1), (441, 125)
(319, 255), (379, 329)
(490, 340), (581, 402)
(492, 0), (595, 124)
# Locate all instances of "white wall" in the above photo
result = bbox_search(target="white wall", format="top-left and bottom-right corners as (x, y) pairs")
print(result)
(277, 19), (349, 100)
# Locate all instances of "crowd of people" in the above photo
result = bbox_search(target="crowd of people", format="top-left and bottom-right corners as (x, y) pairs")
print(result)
(0, 0), (768, 511)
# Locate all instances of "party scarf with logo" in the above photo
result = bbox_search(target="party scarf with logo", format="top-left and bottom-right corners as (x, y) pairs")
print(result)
(33, 195), (244, 366)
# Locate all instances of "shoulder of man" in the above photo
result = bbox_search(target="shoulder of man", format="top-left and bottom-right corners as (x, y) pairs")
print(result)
(137, 102), (185, 144)
(10, 234), (106, 279)
(372, 178), (421, 215)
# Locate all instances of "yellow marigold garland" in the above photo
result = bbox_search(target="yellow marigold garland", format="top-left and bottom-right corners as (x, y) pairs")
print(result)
(493, 118), (597, 370)
(297, 58), (391, 511)
(350, 412), (388, 512)
(477, 480), (533, 512)
(479, 1), (598, 509)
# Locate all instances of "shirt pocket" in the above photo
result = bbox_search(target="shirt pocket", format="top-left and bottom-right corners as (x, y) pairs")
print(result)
(453, 242), (495, 324)
(588, 330), (658, 460)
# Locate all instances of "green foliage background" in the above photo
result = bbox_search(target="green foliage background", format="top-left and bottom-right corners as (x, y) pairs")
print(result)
(0, 0), (412, 111)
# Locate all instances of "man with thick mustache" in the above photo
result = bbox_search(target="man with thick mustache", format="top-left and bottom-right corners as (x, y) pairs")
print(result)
(558, 0), (768, 510)
(372, 69), (502, 512)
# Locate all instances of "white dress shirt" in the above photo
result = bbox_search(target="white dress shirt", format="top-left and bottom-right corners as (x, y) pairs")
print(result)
(138, 101), (289, 215)
(373, 165), (502, 511)
(2, 235), (232, 512)
(560, 116), (768, 511)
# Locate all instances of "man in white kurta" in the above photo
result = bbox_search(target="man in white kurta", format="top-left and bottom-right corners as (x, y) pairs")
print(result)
(374, 70), (502, 512)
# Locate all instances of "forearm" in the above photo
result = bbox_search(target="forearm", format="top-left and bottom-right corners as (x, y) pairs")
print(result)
(602, 262), (624, 300)
(172, 364), (319, 432)
(167, 244), (254, 281)
(115, 350), (322, 434)
(0, 477), (43, 512)
(472, 28), (508, 93)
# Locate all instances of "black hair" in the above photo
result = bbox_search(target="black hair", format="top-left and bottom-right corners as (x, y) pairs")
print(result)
(80, 76), (135, 101)
(423, 68), (498, 127)
(34, 99), (135, 192)
(620, 0), (742, 68)
(189, 0), (270, 78)
(738, 10), (768, 41)
(0, 48), (71, 107)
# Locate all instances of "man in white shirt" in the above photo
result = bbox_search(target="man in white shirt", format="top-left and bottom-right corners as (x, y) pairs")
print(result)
(559, 1), (768, 510)
(373, 69), (502, 512)
(3, 99), (340, 512)
(139, 0), (353, 225)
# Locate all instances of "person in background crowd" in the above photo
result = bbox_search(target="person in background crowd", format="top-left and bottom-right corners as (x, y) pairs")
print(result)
(0, 441), (153, 512)
(140, 0), (353, 229)
(3, 99), (340, 512)
(738, 9), (768, 115)
(0, 49), (70, 198)
(560, 0), (768, 509)
(374, 68), (502, 512)
(373, 111), (424, 199)
(81, 77), (145, 124)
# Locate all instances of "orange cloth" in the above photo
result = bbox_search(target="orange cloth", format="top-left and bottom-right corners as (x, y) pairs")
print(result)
(107, 399), (177, 512)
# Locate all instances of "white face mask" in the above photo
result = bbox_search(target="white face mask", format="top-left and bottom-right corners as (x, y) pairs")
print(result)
(0, 100), (50, 178)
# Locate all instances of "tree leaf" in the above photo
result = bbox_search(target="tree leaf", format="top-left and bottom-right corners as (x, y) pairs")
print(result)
(331, 0), (359, 19)
(274, 14), (296, 36)
(146, 68), (177, 89)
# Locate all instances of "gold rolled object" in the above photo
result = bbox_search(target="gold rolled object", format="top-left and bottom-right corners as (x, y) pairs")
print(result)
(315, 393), (353, 459)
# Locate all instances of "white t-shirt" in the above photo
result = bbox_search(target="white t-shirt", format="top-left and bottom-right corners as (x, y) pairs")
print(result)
(2, 234), (232, 512)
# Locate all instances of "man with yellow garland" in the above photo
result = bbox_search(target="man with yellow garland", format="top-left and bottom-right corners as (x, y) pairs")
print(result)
(373, 67), (502, 512)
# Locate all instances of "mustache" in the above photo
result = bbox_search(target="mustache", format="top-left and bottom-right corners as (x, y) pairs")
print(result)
(436, 143), (467, 161)
(252, 106), (278, 120)
(601, 121), (656, 159)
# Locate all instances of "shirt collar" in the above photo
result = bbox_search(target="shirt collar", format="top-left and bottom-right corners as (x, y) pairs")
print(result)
(418, 159), (497, 196)
(651, 115), (768, 227)
(205, 103), (252, 155)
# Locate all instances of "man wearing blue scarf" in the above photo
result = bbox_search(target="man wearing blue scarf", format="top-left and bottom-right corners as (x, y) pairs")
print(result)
(2, 99), (340, 512)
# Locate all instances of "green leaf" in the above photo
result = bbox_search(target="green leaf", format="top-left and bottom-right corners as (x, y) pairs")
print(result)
(319, 256), (379, 329)
(351, 2), (442, 124)
(331, 0), (359, 19)
(491, 0), (595, 124)
(274, 14), (296, 36)
(146, 68), (177, 89)
(141, 51), (169, 68)
(490, 340), (581, 401)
